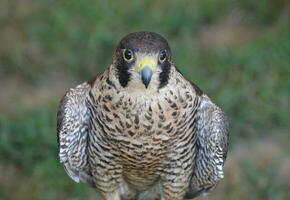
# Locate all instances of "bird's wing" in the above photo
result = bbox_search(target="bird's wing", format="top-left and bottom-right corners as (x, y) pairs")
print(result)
(186, 94), (229, 199)
(57, 82), (95, 187)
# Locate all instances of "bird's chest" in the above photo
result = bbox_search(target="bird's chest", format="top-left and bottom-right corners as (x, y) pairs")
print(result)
(100, 96), (177, 157)
(93, 89), (197, 186)
(99, 91), (193, 150)
(99, 93), (188, 142)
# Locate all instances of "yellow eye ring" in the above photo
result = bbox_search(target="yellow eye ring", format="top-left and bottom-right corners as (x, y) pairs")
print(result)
(123, 49), (134, 63)
(159, 50), (167, 63)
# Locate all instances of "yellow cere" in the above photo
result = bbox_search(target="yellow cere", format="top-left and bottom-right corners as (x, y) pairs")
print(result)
(135, 57), (156, 72)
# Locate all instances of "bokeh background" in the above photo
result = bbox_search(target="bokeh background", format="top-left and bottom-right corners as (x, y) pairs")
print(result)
(0, 0), (289, 199)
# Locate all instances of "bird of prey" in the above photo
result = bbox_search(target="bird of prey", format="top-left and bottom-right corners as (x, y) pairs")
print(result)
(57, 31), (229, 200)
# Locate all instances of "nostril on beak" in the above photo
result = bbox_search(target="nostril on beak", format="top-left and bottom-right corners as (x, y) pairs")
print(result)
(141, 66), (153, 88)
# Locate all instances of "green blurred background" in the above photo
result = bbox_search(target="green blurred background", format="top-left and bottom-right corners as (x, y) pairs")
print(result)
(0, 0), (289, 199)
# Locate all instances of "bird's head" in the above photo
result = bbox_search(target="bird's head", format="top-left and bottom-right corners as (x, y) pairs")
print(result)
(112, 31), (172, 93)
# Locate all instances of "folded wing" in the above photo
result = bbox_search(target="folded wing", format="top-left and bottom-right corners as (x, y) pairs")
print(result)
(186, 94), (229, 199)
(57, 82), (95, 187)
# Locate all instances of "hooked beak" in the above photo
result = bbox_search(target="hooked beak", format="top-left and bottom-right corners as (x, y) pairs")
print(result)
(137, 57), (155, 88)
(141, 67), (153, 88)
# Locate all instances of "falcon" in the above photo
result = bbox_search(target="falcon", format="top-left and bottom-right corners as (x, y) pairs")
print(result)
(57, 31), (229, 200)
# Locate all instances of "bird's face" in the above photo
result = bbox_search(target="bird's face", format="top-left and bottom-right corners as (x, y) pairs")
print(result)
(113, 32), (172, 92)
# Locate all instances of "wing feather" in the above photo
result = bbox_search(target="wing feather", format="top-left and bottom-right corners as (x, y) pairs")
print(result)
(186, 94), (229, 199)
(57, 82), (95, 187)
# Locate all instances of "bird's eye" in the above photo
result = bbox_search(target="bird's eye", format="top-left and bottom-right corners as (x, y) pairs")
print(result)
(123, 49), (134, 62)
(159, 50), (167, 63)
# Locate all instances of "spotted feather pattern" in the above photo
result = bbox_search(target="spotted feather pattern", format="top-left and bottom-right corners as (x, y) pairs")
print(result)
(57, 66), (229, 200)
(185, 95), (229, 199)
(57, 82), (94, 186)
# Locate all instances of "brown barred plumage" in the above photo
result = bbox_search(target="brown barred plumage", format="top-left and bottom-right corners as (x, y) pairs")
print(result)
(57, 32), (229, 200)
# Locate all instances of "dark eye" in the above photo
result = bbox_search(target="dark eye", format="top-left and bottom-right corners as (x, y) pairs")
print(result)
(159, 50), (167, 63)
(123, 49), (134, 62)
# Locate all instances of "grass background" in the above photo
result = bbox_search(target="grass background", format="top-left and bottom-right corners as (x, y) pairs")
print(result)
(0, 0), (289, 199)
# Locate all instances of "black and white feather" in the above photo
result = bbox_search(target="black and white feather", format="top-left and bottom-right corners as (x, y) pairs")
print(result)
(56, 31), (229, 200)
(57, 82), (94, 187)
